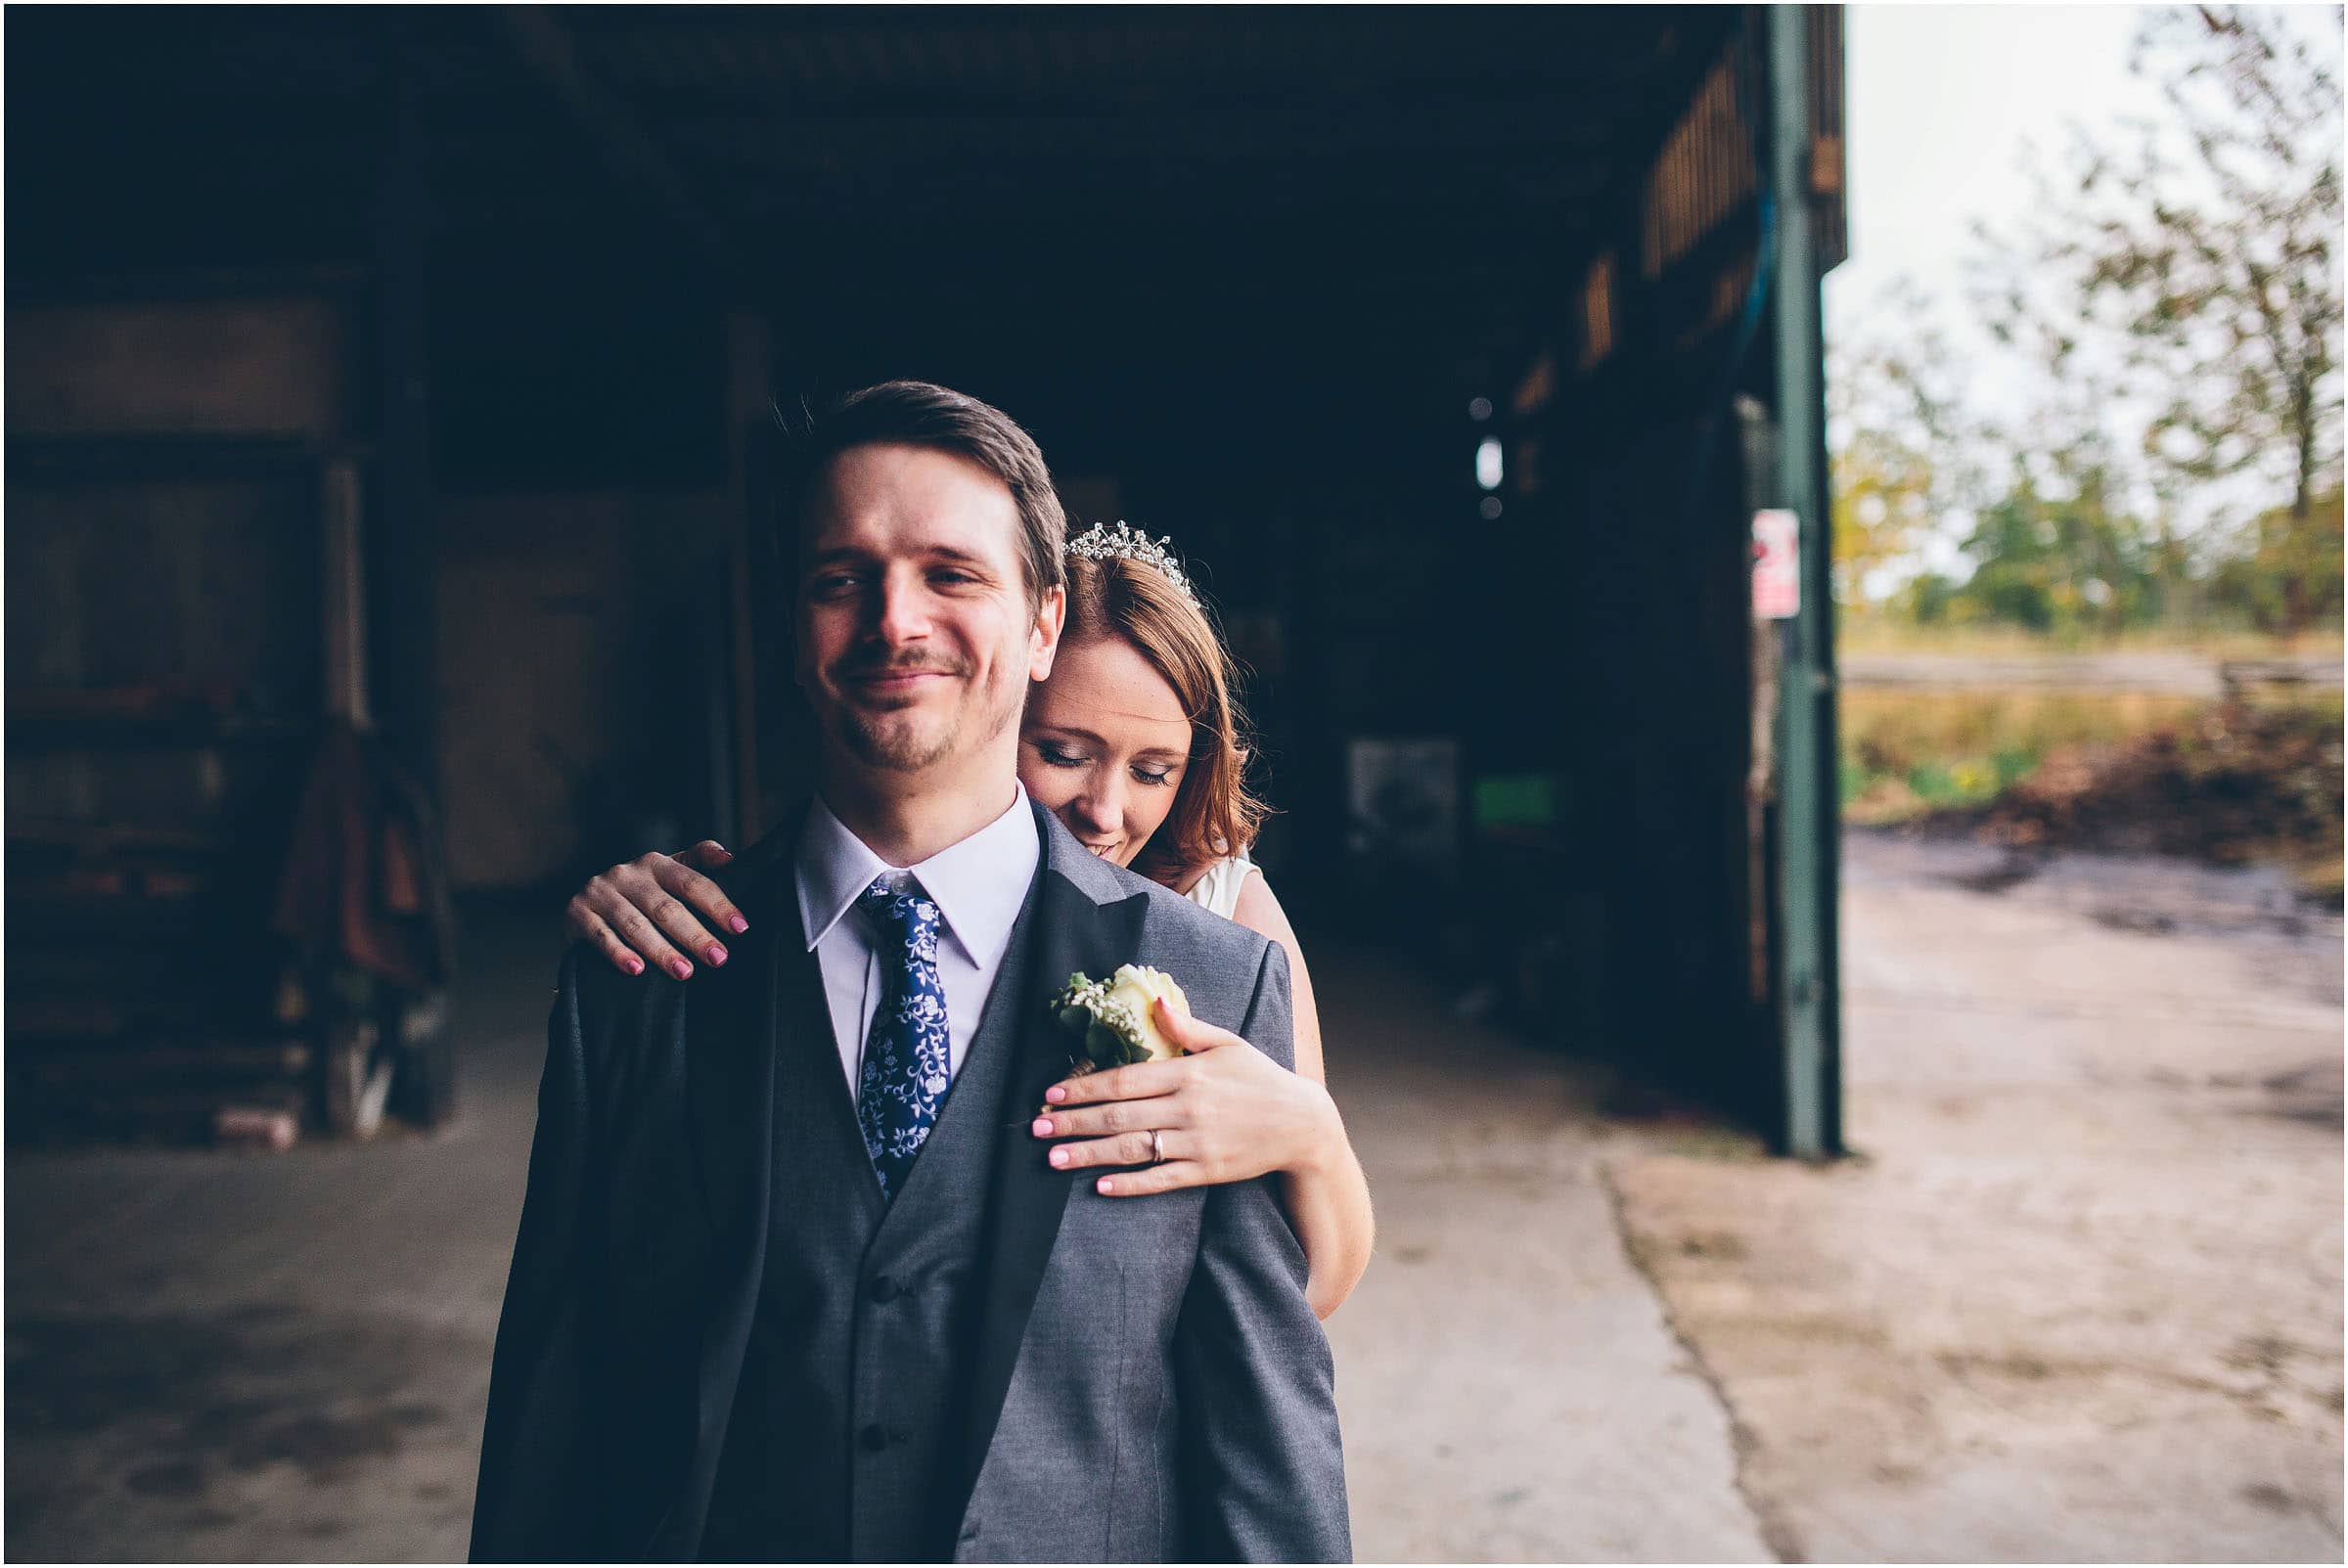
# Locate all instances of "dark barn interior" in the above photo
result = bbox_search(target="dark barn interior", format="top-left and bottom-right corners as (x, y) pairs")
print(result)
(7, 7), (1845, 1152)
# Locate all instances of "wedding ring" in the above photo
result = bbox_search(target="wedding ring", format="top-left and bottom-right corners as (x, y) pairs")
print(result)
(1150, 1129), (1165, 1166)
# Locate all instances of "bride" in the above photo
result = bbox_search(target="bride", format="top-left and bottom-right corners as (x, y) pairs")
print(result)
(563, 522), (1377, 1319)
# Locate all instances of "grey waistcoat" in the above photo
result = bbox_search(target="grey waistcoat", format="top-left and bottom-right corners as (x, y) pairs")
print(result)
(700, 885), (1037, 1563)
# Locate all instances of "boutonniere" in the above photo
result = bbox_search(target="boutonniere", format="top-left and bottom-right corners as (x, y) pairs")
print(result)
(1050, 964), (1193, 1074)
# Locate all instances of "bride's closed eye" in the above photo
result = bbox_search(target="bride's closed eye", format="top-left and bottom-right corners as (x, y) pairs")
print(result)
(1031, 737), (1177, 788)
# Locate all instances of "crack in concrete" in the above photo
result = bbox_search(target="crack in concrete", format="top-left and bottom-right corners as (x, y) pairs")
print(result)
(1600, 1158), (1804, 1565)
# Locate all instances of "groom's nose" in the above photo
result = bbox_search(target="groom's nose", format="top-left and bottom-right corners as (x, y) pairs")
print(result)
(871, 570), (934, 647)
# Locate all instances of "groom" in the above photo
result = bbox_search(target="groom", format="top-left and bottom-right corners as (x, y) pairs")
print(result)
(471, 381), (1350, 1562)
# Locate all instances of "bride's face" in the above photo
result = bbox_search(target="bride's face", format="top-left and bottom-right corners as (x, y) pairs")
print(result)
(1019, 635), (1193, 868)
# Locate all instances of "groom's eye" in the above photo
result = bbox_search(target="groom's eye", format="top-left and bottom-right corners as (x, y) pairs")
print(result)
(809, 571), (862, 598)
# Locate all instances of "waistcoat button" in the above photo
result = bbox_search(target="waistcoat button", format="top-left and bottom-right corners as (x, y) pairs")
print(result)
(869, 1275), (901, 1303)
(860, 1423), (890, 1452)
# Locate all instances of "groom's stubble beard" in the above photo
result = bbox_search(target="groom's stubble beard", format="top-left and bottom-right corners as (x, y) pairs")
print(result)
(827, 645), (1025, 776)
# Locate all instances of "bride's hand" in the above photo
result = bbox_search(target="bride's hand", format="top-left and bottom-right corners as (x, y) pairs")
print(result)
(1029, 999), (1343, 1197)
(564, 841), (745, 980)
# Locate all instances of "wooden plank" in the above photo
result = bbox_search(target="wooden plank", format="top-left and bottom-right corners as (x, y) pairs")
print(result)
(11, 1043), (312, 1080)
(8, 1084), (303, 1146)
(5, 297), (349, 437)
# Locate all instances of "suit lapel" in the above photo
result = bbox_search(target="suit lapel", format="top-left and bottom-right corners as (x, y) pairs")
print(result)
(659, 827), (807, 1556)
(952, 806), (1151, 1504)
(684, 838), (794, 1249)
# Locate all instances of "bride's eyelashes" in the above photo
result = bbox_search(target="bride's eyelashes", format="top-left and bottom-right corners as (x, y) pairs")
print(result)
(1029, 738), (1179, 787)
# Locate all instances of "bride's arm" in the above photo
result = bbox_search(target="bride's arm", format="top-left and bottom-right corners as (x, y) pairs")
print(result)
(1036, 873), (1377, 1322)
(573, 845), (1380, 1317)
(1230, 873), (1377, 1322)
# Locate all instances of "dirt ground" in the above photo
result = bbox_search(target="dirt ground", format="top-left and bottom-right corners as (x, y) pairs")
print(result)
(1609, 830), (2343, 1562)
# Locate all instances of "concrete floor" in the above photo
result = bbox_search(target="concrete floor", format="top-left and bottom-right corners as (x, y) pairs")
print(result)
(8, 833), (2340, 1561)
(6, 911), (562, 1561)
(1613, 832), (2343, 1562)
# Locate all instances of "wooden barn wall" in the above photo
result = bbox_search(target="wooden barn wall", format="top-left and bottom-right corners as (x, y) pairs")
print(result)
(1539, 402), (1764, 1110)
(1433, 2), (1845, 1114)
(6, 291), (352, 1142)
(435, 489), (729, 891)
(7, 298), (351, 439)
(1497, 1), (1844, 1117)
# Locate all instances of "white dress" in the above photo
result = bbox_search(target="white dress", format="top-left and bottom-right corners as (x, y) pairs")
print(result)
(1182, 852), (1257, 920)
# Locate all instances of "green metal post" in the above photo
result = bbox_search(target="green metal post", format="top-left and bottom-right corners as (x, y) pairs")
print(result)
(1766, 4), (1844, 1158)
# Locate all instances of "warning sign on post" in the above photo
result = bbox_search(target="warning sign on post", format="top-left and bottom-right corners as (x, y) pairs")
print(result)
(1752, 509), (1800, 619)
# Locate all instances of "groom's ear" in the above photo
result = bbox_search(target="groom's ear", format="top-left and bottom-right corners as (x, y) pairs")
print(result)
(1028, 584), (1066, 682)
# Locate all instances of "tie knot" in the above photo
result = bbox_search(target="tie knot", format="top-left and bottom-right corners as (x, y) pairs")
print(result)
(861, 875), (941, 949)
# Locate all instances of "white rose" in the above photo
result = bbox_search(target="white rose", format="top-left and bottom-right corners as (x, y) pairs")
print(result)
(1103, 963), (1192, 1060)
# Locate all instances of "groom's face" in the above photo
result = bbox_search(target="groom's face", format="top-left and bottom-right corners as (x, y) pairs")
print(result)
(797, 441), (1062, 777)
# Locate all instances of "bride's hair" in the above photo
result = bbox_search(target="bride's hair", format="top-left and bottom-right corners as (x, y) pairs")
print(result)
(1061, 550), (1268, 890)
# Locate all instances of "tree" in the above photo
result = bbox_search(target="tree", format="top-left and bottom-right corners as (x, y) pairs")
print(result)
(1950, 458), (2170, 640)
(1828, 280), (1985, 608)
(2212, 485), (2347, 628)
(1975, 5), (2343, 635)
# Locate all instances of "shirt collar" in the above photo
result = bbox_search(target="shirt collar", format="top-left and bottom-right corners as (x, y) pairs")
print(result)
(795, 784), (1040, 970)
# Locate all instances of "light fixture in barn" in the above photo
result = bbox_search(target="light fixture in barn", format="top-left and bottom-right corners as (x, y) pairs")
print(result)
(1474, 436), (1504, 491)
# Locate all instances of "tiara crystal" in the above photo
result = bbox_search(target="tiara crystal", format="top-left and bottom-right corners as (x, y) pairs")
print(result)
(1064, 520), (1200, 609)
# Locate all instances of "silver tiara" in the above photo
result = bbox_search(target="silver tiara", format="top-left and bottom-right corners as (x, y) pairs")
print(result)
(1064, 520), (1200, 610)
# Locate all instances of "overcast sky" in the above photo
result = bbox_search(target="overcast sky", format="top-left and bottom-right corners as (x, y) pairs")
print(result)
(1826, 5), (2169, 359)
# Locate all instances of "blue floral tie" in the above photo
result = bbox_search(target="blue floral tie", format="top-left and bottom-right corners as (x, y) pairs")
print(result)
(856, 875), (951, 1201)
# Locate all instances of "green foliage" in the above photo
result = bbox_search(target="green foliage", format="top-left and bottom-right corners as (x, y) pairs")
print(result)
(2208, 489), (2347, 631)
(1052, 971), (1153, 1071)
(1840, 687), (2206, 824)
(1846, 687), (2343, 899)
(1898, 461), (2212, 638)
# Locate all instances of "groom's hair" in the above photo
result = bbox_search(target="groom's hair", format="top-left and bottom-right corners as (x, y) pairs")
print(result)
(778, 381), (1067, 611)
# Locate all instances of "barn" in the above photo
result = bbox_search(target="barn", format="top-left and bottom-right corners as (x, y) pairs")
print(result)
(7, 6), (1845, 1155)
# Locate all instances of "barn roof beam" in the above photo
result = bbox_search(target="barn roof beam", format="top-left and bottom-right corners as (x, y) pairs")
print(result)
(494, 6), (746, 291)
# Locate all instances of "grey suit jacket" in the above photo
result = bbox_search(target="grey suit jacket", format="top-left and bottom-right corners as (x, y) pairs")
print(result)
(472, 802), (1351, 1562)
(959, 812), (1351, 1562)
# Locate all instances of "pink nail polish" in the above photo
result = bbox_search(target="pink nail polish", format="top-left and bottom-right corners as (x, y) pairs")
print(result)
(1097, 1179), (1115, 1194)
(625, 957), (645, 976)
(1044, 1086), (1067, 1103)
(1031, 1118), (1053, 1137)
(1049, 1147), (1069, 1167)
(669, 958), (693, 980)
(729, 915), (748, 934)
(706, 944), (728, 965)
